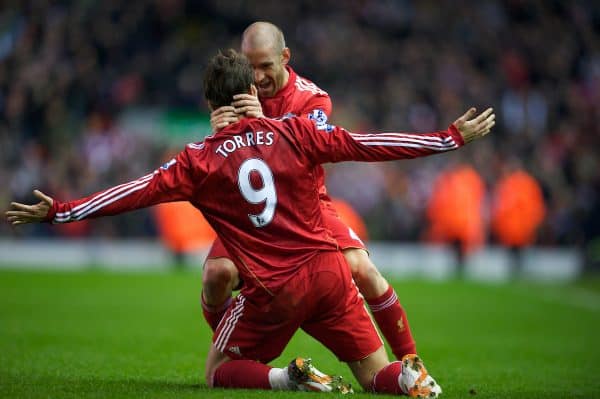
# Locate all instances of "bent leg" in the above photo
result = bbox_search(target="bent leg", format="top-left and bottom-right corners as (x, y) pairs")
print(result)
(207, 344), (281, 389)
(344, 248), (417, 359)
(208, 346), (343, 392)
(201, 257), (240, 330)
(208, 287), (331, 391)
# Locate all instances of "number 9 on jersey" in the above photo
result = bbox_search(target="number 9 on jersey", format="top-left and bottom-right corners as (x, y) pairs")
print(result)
(237, 158), (278, 228)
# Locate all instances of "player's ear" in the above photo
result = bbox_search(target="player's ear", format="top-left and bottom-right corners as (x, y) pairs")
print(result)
(206, 101), (214, 112)
(249, 84), (258, 97)
(281, 47), (290, 66)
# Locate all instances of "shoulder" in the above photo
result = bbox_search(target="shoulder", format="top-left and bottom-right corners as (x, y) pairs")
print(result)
(185, 141), (207, 160)
(183, 138), (212, 162)
(289, 67), (328, 97)
(280, 115), (318, 138)
(186, 142), (206, 151)
(294, 76), (329, 98)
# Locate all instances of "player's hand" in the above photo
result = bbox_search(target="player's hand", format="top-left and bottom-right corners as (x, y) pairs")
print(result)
(6, 190), (53, 225)
(210, 106), (240, 132)
(453, 107), (495, 143)
(232, 94), (264, 118)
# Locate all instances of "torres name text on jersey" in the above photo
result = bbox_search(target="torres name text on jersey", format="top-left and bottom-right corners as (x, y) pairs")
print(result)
(46, 117), (464, 298)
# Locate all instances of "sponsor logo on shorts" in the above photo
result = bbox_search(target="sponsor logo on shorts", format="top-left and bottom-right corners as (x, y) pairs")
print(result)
(228, 346), (242, 356)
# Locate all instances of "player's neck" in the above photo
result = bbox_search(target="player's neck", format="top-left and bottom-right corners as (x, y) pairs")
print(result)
(270, 66), (290, 97)
(281, 66), (290, 88)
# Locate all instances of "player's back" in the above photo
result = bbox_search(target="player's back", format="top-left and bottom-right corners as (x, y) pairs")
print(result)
(188, 116), (337, 296)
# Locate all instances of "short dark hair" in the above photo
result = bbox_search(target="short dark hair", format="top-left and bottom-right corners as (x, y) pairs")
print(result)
(203, 49), (253, 109)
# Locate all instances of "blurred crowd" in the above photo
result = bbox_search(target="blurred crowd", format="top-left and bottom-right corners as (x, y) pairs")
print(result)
(1, 1), (599, 260)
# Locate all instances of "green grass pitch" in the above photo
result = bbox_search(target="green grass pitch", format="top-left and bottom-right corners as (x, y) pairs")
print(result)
(1, 268), (599, 398)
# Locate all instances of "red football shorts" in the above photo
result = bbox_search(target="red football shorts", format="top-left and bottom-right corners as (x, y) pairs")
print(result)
(212, 250), (383, 363)
(206, 202), (366, 260)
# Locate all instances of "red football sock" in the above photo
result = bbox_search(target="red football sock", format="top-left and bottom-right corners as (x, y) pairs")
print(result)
(367, 286), (416, 359)
(371, 361), (403, 394)
(212, 360), (272, 389)
(201, 294), (232, 332)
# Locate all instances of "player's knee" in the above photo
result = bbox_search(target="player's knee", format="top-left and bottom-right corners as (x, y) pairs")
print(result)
(343, 248), (388, 299)
(202, 258), (236, 287)
(343, 249), (378, 286)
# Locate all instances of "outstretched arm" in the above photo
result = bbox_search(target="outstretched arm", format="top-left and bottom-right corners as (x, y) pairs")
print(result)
(298, 107), (494, 164)
(6, 149), (197, 225)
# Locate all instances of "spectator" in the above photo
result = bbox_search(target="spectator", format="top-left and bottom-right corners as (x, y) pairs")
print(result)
(491, 164), (546, 274)
(425, 164), (486, 270)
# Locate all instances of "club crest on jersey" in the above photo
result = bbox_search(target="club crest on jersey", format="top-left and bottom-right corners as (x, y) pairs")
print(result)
(160, 158), (176, 170)
(308, 109), (334, 132)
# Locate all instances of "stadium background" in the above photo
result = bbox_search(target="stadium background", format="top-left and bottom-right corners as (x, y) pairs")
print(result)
(1, 2), (600, 398)
(1, 0), (599, 270)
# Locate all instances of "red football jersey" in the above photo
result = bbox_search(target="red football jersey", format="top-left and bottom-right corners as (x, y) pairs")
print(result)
(47, 117), (464, 297)
(261, 66), (333, 200)
(260, 66), (332, 119)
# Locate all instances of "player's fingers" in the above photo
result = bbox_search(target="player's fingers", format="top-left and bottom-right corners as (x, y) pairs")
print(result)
(215, 115), (240, 128)
(455, 107), (477, 125)
(478, 116), (495, 130)
(211, 106), (235, 116)
(5, 210), (34, 218)
(6, 216), (30, 223)
(234, 106), (262, 114)
(214, 121), (231, 129)
(476, 119), (495, 136)
(11, 220), (30, 226)
(234, 105), (261, 114)
(473, 113), (494, 132)
(232, 100), (250, 108)
(232, 94), (257, 101)
(214, 114), (239, 122)
(9, 202), (34, 212)
(483, 113), (495, 125)
(485, 120), (496, 131)
(245, 111), (263, 118)
(232, 99), (260, 107)
(211, 116), (238, 127)
(33, 190), (53, 205)
(211, 110), (237, 120)
(473, 107), (493, 123)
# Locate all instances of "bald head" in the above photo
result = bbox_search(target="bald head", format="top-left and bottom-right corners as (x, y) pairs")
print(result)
(242, 22), (286, 54)
(241, 22), (291, 98)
